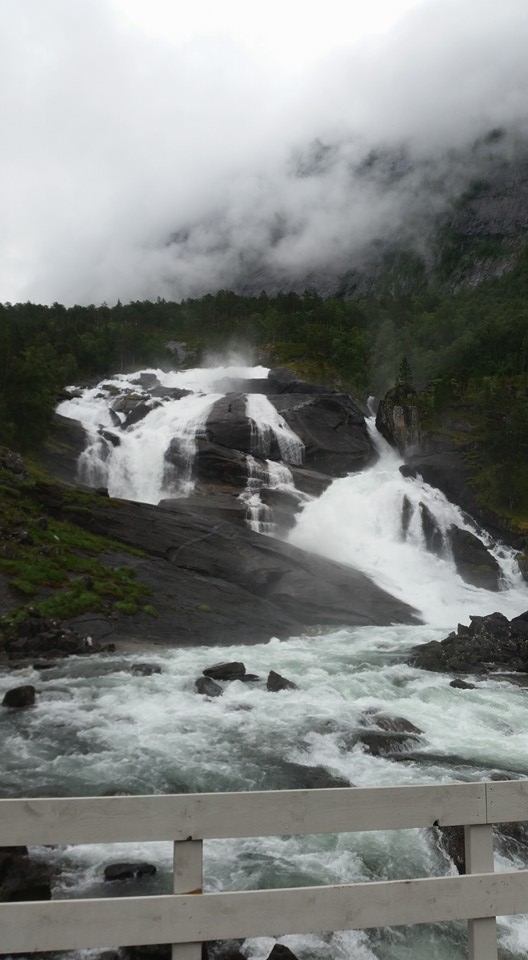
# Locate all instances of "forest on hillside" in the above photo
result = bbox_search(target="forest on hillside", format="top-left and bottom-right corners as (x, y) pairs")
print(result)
(1, 246), (528, 524)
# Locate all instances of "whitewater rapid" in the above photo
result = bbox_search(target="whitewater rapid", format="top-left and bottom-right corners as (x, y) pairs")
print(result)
(4, 364), (528, 960)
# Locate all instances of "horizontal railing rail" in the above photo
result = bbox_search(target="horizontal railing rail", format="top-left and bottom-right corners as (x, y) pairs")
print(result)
(1, 779), (527, 960)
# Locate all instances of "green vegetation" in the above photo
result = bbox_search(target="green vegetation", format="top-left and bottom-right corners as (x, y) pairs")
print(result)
(0, 453), (150, 631)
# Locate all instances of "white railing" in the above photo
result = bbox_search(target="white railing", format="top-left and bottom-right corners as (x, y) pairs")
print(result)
(1, 779), (528, 960)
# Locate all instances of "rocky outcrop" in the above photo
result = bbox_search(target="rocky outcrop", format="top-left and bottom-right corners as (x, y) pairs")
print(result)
(266, 670), (297, 691)
(408, 610), (528, 675)
(3, 615), (114, 663)
(448, 525), (501, 590)
(270, 393), (373, 476)
(376, 394), (421, 455)
(42, 488), (417, 648)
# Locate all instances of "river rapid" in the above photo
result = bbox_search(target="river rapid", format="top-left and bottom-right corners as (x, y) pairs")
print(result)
(2, 364), (528, 960)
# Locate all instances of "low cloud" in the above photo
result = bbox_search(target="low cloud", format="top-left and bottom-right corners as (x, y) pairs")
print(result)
(1, 0), (527, 305)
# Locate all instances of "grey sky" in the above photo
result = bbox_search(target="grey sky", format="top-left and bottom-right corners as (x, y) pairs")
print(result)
(1, 0), (527, 305)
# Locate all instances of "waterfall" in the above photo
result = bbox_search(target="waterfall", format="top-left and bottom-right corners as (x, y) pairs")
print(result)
(289, 416), (525, 629)
(245, 393), (304, 464)
(5, 365), (528, 960)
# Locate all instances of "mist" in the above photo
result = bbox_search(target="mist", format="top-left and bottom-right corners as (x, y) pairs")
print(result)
(1, 0), (527, 306)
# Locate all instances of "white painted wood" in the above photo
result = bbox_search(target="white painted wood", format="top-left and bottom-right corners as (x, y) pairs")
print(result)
(2, 871), (528, 952)
(0, 782), (487, 846)
(486, 779), (528, 824)
(465, 824), (497, 960)
(172, 840), (203, 960)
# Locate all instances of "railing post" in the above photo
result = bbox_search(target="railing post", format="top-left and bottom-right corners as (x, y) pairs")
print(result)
(464, 823), (497, 960)
(172, 839), (203, 960)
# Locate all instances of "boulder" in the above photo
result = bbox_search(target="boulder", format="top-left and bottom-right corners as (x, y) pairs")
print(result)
(186, 440), (249, 487)
(448, 525), (501, 590)
(195, 677), (223, 697)
(2, 685), (36, 708)
(203, 662), (246, 681)
(450, 678), (476, 689)
(130, 373), (161, 390)
(355, 730), (422, 756)
(267, 670), (297, 691)
(104, 862), (156, 882)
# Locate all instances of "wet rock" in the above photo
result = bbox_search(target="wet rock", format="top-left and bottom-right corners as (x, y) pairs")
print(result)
(186, 440), (249, 487)
(362, 712), (423, 736)
(104, 862), (156, 882)
(355, 730), (421, 756)
(419, 502), (444, 555)
(271, 393), (373, 476)
(0, 847), (53, 901)
(195, 677), (223, 697)
(2, 685), (36, 708)
(434, 824), (466, 873)
(261, 759), (349, 790)
(401, 495), (413, 539)
(376, 396), (421, 455)
(130, 373), (161, 390)
(267, 947), (300, 960)
(131, 663), (162, 676)
(122, 947), (170, 960)
(409, 610), (528, 675)
(450, 678), (476, 689)
(203, 662), (246, 681)
(3, 615), (111, 661)
(448, 525), (501, 590)
(267, 670), (297, 691)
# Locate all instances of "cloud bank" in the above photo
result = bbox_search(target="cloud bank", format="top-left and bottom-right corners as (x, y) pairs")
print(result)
(1, 0), (528, 305)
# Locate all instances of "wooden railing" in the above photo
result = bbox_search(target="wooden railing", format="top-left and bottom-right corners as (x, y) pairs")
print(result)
(1, 779), (528, 960)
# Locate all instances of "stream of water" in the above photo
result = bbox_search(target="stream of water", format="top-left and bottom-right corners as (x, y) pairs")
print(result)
(3, 365), (528, 959)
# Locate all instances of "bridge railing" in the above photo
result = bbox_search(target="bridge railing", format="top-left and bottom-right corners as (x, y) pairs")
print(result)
(1, 779), (528, 960)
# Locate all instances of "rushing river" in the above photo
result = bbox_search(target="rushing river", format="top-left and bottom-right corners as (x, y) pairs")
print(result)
(2, 365), (528, 959)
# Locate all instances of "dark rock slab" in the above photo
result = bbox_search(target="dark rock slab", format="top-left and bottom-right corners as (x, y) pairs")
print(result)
(190, 440), (249, 487)
(448, 525), (501, 590)
(267, 946), (300, 960)
(450, 678), (476, 689)
(270, 393), (374, 476)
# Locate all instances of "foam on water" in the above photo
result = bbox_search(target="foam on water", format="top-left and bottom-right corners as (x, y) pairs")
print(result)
(5, 371), (528, 958)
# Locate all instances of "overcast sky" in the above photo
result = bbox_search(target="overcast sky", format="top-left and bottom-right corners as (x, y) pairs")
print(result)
(1, 0), (527, 306)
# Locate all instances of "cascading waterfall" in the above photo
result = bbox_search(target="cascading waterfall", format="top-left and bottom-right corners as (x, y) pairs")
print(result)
(239, 454), (300, 533)
(4, 366), (528, 960)
(245, 393), (305, 464)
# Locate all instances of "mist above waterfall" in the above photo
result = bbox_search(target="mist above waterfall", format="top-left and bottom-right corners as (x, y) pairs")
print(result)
(1, 0), (528, 305)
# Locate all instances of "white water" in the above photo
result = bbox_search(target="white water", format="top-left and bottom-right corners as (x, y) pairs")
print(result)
(246, 393), (305, 464)
(58, 364), (270, 504)
(240, 455), (301, 533)
(4, 366), (528, 959)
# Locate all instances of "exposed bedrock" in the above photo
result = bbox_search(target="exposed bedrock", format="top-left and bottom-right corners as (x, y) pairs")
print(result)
(55, 492), (418, 646)
(269, 393), (374, 475)
(447, 525), (501, 590)
(408, 610), (528, 675)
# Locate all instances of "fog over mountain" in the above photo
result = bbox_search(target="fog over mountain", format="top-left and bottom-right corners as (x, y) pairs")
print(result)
(1, 0), (528, 305)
